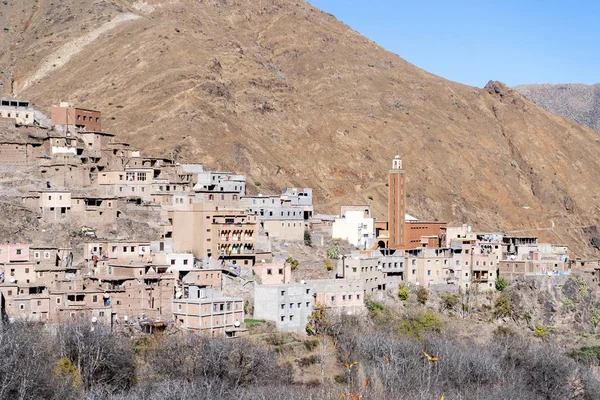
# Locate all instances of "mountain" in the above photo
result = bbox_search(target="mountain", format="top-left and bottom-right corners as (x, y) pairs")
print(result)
(515, 83), (600, 132)
(2, 0), (600, 255)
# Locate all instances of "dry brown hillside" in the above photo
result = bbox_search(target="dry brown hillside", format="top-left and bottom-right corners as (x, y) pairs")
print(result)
(2, 0), (600, 255)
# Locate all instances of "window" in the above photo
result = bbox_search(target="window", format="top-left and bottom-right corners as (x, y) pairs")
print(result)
(183, 259), (188, 265)
(7, 290), (12, 296)
(289, 315), (294, 321)
(37, 300), (41, 306)
(25, 268), (29, 273)
(278, 268), (283, 275)
(267, 269), (272, 275)
(331, 296), (335, 302)
(16, 249), (22, 255)
(349, 295), (353, 300)
(280, 290), (285, 296)
(171, 260), (176, 265)
(289, 303), (293, 308)
(281, 303), (285, 309)
(57, 298), (61, 304)
(427, 270), (431, 276)
(19, 304), (24, 310)
(306, 302), (310, 307)
(280, 316), (285, 322)
(342, 295), (346, 301)
(357, 294), (360, 300)
(93, 295), (97, 302)
(44, 252), (50, 259)
(34, 252), (40, 259)
(306, 289), (310, 294)
(412, 269), (416, 275)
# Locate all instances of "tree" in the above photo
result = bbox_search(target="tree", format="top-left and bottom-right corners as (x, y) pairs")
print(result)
(416, 286), (428, 305)
(285, 257), (299, 271)
(495, 277), (508, 292)
(304, 229), (312, 246)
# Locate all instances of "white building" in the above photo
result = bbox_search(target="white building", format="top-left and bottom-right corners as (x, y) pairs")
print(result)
(332, 210), (375, 249)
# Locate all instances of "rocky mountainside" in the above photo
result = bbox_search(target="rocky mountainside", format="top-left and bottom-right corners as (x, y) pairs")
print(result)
(515, 83), (600, 132)
(2, 0), (600, 255)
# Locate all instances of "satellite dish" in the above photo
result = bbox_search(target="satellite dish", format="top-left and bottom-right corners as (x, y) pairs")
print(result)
(301, 280), (306, 284)
(91, 316), (98, 323)
(233, 320), (241, 327)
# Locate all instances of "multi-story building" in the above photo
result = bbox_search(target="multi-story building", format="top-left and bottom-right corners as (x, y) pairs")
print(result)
(172, 203), (257, 267)
(172, 288), (245, 337)
(51, 102), (101, 132)
(241, 189), (312, 242)
(254, 283), (314, 332)
(0, 98), (35, 125)
(307, 279), (365, 315)
(332, 209), (375, 249)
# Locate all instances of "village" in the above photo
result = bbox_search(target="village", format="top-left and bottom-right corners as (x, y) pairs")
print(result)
(0, 97), (591, 337)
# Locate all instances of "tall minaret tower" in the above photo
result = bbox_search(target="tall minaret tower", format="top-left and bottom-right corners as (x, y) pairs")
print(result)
(388, 155), (406, 249)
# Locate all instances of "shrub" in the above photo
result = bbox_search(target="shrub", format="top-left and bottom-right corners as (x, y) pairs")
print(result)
(569, 346), (600, 365)
(398, 311), (443, 339)
(327, 246), (341, 260)
(285, 257), (299, 271)
(324, 259), (334, 271)
(365, 296), (386, 318)
(534, 325), (550, 341)
(298, 355), (319, 367)
(398, 285), (408, 301)
(255, 181), (262, 187)
(493, 293), (514, 320)
(304, 229), (312, 246)
(441, 293), (459, 310)
(416, 286), (428, 305)
(367, 195), (374, 200)
(495, 277), (508, 292)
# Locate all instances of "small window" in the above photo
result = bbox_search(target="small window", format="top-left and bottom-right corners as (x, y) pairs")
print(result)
(57, 298), (61, 304)
(267, 269), (272, 275)
(7, 290), (12, 296)
(280, 316), (285, 322)
(16, 249), (22, 255)
(93, 295), (97, 302)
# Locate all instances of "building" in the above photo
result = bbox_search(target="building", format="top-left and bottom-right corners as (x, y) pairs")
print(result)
(307, 279), (365, 314)
(253, 261), (291, 285)
(0, 98), (35, 125)
(51, 102), (101, 132)
(241, 189), (313, 242)
(388, 155), (406, 249)
(172, 288), (245, 337)
(253, 283), (314, 332)
(332, 209), (375, 249)
(172, 203), (257, 267)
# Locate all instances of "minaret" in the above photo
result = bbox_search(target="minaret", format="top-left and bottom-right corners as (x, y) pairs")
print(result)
(388, 155), (406, 249)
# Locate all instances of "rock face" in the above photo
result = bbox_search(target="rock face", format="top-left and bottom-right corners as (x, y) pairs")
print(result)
(515, 83), (600, 132)
(2, 0), (600, 254)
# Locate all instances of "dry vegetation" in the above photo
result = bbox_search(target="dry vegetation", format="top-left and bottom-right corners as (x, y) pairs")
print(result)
(3, 277), (600, 399)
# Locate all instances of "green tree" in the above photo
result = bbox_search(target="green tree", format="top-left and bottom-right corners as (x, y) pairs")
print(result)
(304, 229), (312, 246)
(285, 257), (299, 271)
(398, 284), (408, 301)
(495, 277), (508, 292)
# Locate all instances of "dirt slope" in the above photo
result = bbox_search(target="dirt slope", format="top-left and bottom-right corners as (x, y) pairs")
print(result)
(2, 0), (600, 255)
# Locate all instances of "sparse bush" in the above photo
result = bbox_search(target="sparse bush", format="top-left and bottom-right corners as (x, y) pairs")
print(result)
(398, 310), (443, 338)
(398, 284), (408, 301)
(533, 325), (550, 341)
(493, 293), (514, 320)
(324, 259), (333, 271)
(495, 277), (508, 292)
(441, 293), (459, 310)
(255, 180), (262, 187)
(285, 257), (299, 271)
(365, 295), (386, 319)
(416, 286), (428, 305)
(304, 229), (312, 246)
(298, 355), (319, 367)
(326, 246), (340, 260)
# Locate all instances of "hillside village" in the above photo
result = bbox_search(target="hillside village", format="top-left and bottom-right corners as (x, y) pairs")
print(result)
(0, 97), (597, 337)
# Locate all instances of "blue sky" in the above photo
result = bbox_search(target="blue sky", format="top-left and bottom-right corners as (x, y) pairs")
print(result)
(307, 0), (600, 87)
